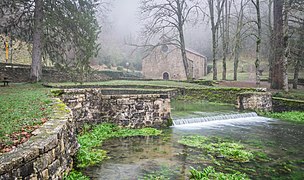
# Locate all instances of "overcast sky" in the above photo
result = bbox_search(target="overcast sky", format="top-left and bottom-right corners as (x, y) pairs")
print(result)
(103, 0), (212, 56)
(108, 0), (141, 38)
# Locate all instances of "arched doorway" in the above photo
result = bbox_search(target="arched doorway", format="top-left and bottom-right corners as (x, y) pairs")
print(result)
(163, 72), (169, 80)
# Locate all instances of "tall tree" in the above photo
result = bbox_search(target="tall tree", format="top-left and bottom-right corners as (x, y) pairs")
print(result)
(207, 0), (225, 80)
(140, 0), (200, 80)
(221, 0), (231, 80)
(30, 0), (43, 82)
(0, 0), (100, 82)
(231, 0), (248, 81)
(271, 0), (289, 91)
(289, 0), (304, 89)
(251, 0), (262, 86)
(267, 0), (274, 83)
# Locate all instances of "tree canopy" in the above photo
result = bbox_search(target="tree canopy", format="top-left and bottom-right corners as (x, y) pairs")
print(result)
(0, 0), (100, 81)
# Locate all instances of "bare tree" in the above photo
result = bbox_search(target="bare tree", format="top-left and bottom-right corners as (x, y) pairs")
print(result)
(206, 0), (225, 80)
(267, 0), (274, 83)
(231, 0), (249, 81)
(289, 0), (304, 89)
(140, 0), (200, 80)
(221, 0), (231, 80)
(251, 0), (262, 86)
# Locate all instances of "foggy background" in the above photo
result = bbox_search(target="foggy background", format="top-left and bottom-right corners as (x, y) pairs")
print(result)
(95, 0), (212, 70)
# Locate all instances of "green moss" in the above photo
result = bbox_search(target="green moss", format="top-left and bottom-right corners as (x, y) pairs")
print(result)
(166, 118), (173, 127)
(184, 88), (257, 104)
(51, 89), (64, 97)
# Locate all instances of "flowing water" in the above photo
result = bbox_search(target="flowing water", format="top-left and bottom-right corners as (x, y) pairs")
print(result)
(83, 101), (304, 180)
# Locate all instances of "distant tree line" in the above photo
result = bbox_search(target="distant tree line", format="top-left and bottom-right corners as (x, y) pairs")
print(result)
(139, 0), (304, 91)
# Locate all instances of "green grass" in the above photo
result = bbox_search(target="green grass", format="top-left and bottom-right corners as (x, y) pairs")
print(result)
(262, 111), (304, 123)
(47, 80), (208, 88)
(76, 123), (162, 168)
(0, 83), (52, 149)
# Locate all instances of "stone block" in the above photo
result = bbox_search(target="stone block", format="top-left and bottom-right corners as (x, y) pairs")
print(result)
(34, 156), (48, 172)
(0, 151), (24, 174)
(19, 161), (34, 177)
(48, 160), (60, 176)
(40, 169), (49, 180)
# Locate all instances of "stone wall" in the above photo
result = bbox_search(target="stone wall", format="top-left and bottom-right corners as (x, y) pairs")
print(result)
(0, 63), (142, 83)
(272, 97), (304, 112)
(0, 99), (78, 180)
(60, 89), (171, 130)
(237, 92), (272, 112)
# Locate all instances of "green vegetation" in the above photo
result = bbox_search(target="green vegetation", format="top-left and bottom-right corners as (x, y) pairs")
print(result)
(262, 111), (304, 123)
(76, 123), (162, 168)
(273, 89), (304, 101)
(178, 136), (254, 162)
(189, 166), (249, 180)
(0, 83), (52, 151)
(47, 80), (207, 88)
(171, 99), (236, 118)
(64, 170), (90, 180)
(184, 88), (257, 104)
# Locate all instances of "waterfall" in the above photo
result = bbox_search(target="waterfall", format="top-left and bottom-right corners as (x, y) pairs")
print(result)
(173, 112), (258, 126)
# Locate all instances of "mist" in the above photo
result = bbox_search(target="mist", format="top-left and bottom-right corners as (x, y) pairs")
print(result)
(96, 0), (213, 69)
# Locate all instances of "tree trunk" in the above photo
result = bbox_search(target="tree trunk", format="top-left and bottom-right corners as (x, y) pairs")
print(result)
(293, 23), (304, 89)
(268, 0), (273, 83)
(293, 58), (300, 89)
(30, 0), (43, 82)
(233, 0), (245, 81)
(221, 1), (228, 81)
(253, 0), (262, 87)
(208, 0), (225, 81)
(282, 0), (289, 92)
(180, 31), (190, 80)
(209, 0), (218, 80)
(177, 0), (190, 80)
(271, 0), (284, 89)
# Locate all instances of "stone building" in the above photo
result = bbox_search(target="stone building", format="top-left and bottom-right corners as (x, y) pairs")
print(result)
(142, 45), (207, 80)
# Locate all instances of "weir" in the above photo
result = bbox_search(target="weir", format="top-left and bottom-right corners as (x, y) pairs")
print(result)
(173, 112), (258, 126)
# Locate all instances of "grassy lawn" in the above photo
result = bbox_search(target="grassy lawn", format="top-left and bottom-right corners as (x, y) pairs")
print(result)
(48, 80), (208, 88)
(0, 83), (52, 153)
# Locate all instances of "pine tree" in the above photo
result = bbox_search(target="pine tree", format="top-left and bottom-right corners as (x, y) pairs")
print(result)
(0, 0), (100, 82)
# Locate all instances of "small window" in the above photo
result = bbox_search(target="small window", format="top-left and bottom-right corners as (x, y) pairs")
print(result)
(161, 45), (169, 53)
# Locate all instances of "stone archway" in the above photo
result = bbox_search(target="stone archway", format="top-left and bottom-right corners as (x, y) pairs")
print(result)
(163, 72), (170, 80)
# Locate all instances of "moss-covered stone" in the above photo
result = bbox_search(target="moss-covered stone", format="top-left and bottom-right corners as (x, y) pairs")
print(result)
(184, 87), (258, 104)
(272, 97), (304, 112)
(51, 89), (65, 97)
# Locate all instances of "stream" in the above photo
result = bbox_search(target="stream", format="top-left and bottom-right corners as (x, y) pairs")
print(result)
(82, 100), (304, 180)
